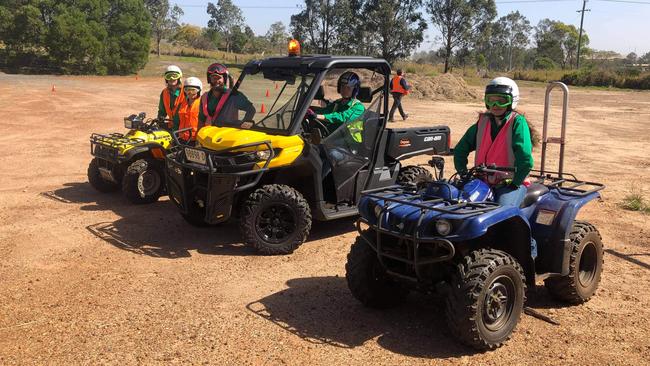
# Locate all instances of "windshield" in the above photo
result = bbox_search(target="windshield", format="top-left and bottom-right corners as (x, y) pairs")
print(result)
(216, 69), (315, 134)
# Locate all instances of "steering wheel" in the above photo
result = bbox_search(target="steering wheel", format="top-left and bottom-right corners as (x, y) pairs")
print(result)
(302, 108), (330, 138)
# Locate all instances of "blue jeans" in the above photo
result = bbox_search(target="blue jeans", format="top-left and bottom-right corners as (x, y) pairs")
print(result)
(493, 184), (527, 207)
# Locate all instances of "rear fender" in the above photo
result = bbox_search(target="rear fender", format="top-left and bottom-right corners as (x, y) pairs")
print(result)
(533, 190), (601, 275)
(122, 143), (164, 162)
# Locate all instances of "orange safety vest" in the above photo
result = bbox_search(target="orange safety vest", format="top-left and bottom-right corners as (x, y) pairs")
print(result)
(390, 76), (409, 95)
(178, 97), (201, 141)
(162, 87), (186, 119)
(475, 112), (517, 185)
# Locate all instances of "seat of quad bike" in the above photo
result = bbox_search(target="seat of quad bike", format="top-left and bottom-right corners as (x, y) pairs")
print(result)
(520, 183), (549, 208)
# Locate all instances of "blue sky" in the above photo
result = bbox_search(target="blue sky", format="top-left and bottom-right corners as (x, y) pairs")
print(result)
(174, 0), (650, 56)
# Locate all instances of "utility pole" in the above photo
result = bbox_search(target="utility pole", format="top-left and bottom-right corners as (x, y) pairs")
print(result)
(576, 0), (591, 69)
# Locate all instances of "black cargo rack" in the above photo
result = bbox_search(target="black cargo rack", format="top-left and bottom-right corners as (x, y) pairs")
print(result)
(90, 133), (145, 162)
(529, 170), (605, 197)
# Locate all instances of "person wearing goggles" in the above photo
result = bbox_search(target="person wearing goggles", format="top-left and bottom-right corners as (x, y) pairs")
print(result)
(198, 62), (255, 127)
(158, 65), (186, 131)
(177, 77), (203, 143)
(453, 77), (534, 207)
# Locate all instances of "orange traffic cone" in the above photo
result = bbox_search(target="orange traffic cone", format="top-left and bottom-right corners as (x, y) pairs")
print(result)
(265, 89), (270, 97)
(260, 103), (266, 113)
(135, 74), (139, 80)
(51, 84), (56, 92)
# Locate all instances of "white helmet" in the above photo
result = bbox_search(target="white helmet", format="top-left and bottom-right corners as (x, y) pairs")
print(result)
(164, 65), (183, 80)
(485, 77), (520, 109)
(184, 76), (203, 93)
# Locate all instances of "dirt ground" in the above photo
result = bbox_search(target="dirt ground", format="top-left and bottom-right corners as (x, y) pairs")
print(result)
(1, 73), (649, 365)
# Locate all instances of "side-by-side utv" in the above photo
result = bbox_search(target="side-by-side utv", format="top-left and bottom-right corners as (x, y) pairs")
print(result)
(165, 49), (451, 254)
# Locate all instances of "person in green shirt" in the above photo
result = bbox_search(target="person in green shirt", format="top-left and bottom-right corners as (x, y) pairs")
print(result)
(198, 63), (256, 128)
(157, 65), (184, 132)
(311, 71), (366, 134)
(453, 77), (534, 207)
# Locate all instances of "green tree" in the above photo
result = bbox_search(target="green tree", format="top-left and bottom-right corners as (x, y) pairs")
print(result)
(207, 0), (244, 53)
(491, 11), (531, 71)
(534, 19), (588, 69)
(362, 0), (427, 63)
(640, 51), (650, 64)
(427, 0), (497, 73)
(145, 0), (183, 56)
(104, 0), (151, 74)
(290, 0), (342, 54)
(266, 21), (289, 55)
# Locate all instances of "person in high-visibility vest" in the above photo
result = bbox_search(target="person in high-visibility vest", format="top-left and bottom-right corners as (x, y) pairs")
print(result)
(158, 65), (185, 131)
(311, 71), (366, 134)
(388, 69), (411, 122)
(177, 77), (203, 143)
(453, 77), (534, 207)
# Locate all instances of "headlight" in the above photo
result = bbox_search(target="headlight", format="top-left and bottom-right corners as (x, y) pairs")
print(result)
(124, 118), (133, 129)
(435, 219), (452, 236)
(374, 204), (383, 218)
(255, 150), (272, 160)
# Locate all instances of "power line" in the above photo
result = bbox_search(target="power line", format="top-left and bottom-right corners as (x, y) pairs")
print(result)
(593, 0), (650, 4)
(495, 0), (577, 3)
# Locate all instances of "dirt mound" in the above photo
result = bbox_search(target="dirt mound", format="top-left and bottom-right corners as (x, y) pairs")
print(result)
(407, 73), (479, 101)
(323, 70), (479, 102)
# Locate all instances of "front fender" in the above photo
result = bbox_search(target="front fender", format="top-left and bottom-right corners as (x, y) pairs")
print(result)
(122, 143), (165, 161)
(449, 206), (530, 241)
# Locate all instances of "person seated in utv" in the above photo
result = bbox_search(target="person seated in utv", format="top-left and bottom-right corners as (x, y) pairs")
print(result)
(309, 71), (366, 134)
(453, 77), (534, 207)
(198, 63), (256, 128)
(158, 65), (186, 132)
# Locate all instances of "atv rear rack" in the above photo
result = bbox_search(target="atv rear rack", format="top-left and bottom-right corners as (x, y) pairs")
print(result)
(529, 169), (605, 197)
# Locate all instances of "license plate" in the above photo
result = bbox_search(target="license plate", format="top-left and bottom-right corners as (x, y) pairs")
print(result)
(185, 148), (207, 165)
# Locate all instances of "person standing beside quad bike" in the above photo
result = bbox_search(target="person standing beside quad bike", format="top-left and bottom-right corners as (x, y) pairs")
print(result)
(158, 65), (185, 132)
(177, 77), (203, 143)
(198, 63), (256, 128)
(454, 77), (534, 207)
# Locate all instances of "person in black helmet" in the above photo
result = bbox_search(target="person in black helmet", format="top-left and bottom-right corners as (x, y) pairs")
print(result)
(310, 71), (366, 134)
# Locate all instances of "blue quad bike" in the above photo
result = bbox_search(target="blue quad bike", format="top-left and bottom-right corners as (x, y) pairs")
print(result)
(345, 82), (606, 350)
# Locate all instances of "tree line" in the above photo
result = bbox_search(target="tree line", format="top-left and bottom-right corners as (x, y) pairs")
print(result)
(1, 0), (648, 75)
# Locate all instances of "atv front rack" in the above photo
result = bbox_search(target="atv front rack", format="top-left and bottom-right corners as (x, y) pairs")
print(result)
(529, 169), (605, 197)
(165, 140), (276, 224)
(90, 133), (145, 162)
(356, 185), (500, 281)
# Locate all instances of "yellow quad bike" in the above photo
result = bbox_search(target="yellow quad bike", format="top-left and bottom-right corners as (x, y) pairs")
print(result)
(88, 112), (174, 204)
(165, 50), (450, 254)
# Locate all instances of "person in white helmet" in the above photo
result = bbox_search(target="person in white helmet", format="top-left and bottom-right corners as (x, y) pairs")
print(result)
(177, 76), (203, 142)
(158, 65), (185, 131)
(453, 77), (534, 207)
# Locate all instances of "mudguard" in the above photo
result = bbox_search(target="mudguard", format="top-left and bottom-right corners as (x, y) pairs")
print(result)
(530, 190), (601, 275)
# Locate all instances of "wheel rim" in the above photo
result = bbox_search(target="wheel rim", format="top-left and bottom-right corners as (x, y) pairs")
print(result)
(255, 202), (297, 244)
(483, 275), (516, 332)
(138, 169), (161, 196)
(578, 241), (598, 287)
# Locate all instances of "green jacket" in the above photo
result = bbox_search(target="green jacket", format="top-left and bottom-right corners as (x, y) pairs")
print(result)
(158, 88), (182, 131)
(453, 112), (533, 186)
(313, 98), (365, 133)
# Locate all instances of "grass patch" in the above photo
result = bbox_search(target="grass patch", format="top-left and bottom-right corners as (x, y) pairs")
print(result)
(621, 189), (650, 213)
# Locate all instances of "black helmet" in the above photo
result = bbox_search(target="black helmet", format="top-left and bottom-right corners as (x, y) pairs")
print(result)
(337, 71), (361, 98)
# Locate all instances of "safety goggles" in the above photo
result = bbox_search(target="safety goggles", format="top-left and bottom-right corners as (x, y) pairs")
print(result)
(484, 94), (512, 108)
(184, 87), (199, 96)
(164, 72), (182, 81)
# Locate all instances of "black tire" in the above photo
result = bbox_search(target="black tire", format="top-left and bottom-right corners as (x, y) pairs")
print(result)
(544, 221), (604, 304)
(446, 248), (526, 350)
(122, 159), (165, 204)
(240, 184), (311, 255)
(181, 202), (210, 227)
(88, 158), (120, 193)
(345, 232), (408, 308)
(397, 165), (433, 189)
